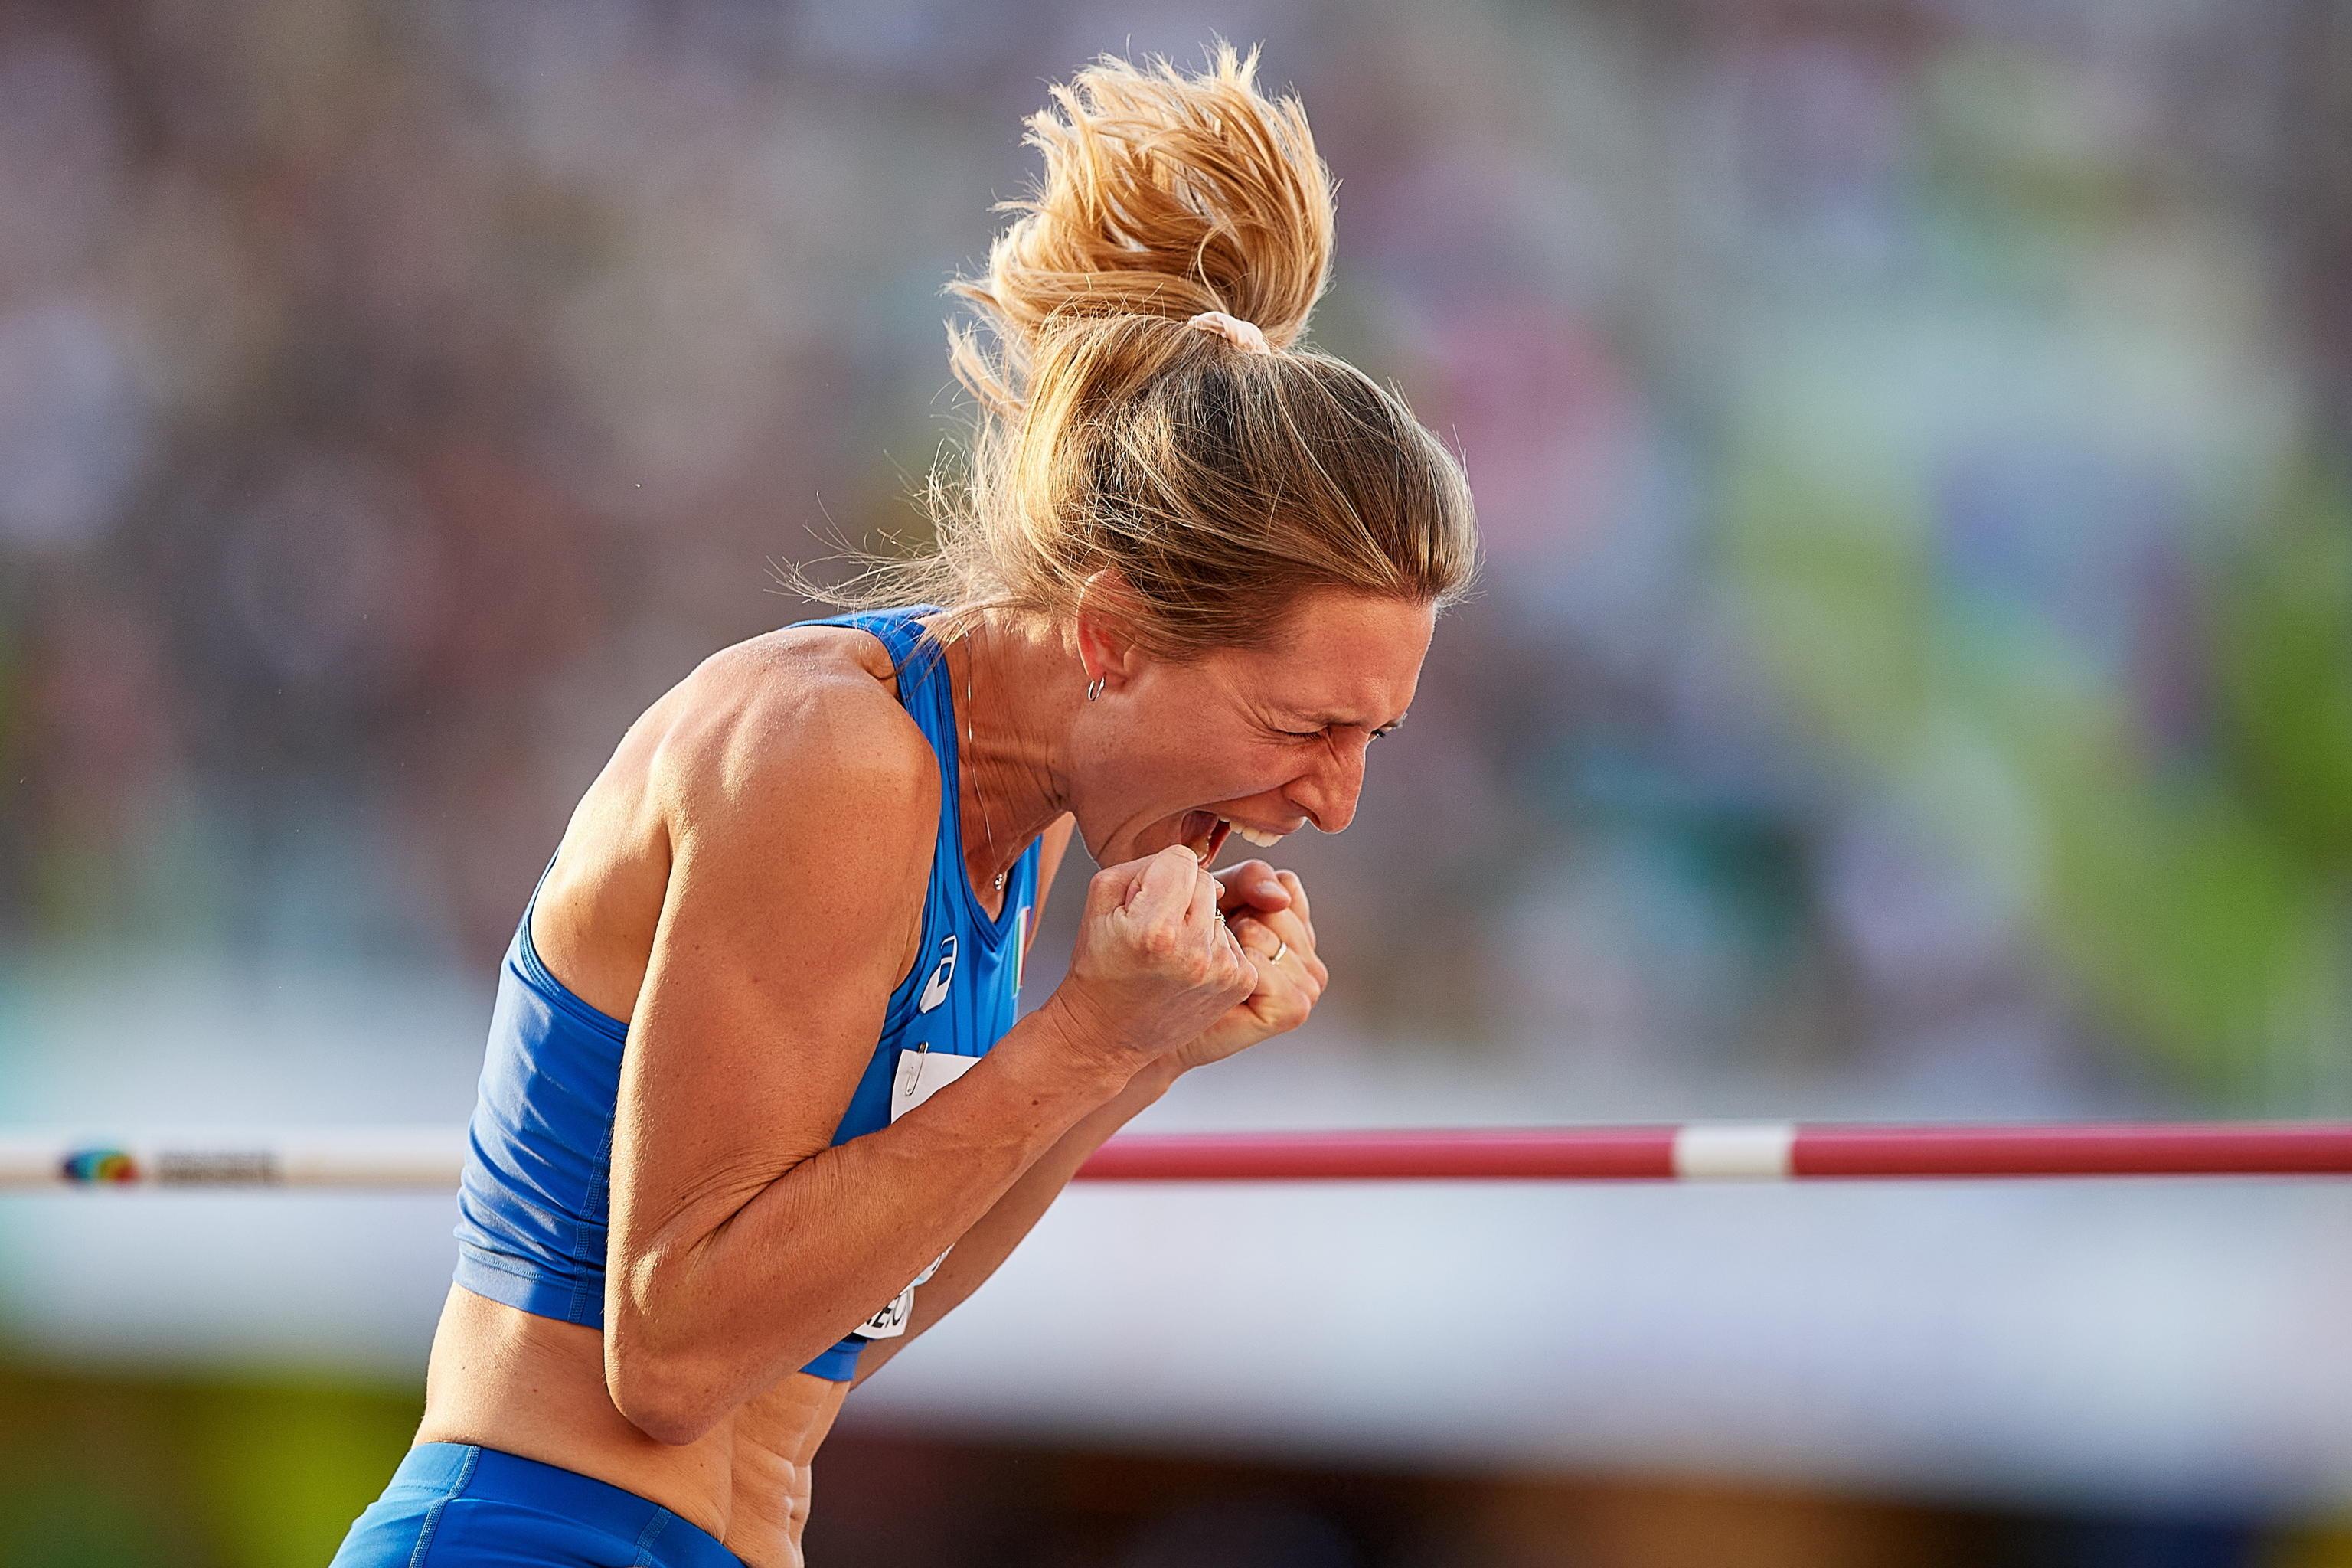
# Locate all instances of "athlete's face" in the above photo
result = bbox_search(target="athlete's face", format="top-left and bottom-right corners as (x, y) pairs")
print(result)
(1070, 588), (1436, 868)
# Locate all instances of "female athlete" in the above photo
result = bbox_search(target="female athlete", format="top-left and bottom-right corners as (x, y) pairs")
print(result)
(334, 42), (1476, 1568)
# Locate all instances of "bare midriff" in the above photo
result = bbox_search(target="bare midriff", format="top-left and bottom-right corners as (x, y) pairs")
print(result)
(406, 625), (923, 1566)
(416, 1284), (848, 1568)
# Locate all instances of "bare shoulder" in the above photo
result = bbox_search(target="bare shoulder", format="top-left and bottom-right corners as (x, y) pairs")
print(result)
(650, 624), (939, 857)
(532, 622), (939, 1022)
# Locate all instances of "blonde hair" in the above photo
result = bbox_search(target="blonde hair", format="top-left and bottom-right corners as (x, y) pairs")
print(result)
(819, 41), (1478, 656)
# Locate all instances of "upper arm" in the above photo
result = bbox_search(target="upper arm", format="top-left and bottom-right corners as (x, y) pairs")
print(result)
(604, 669), (936, 1320)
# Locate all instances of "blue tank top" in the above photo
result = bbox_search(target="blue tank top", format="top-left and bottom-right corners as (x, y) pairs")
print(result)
(450, 606), (1046, 1382)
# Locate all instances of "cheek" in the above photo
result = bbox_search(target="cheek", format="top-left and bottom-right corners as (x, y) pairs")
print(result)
(1127, 691), (1240, 766)
(1214, 741), (1309, 805)
(1143, 727), (1285, 806)
(1117, 681), (1299, 803)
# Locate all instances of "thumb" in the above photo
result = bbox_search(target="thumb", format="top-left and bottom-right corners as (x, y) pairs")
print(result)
(1216, 860), (1291, 915)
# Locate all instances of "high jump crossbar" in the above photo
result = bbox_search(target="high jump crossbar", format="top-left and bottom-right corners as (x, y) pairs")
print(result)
(4, 1122), (2352, 1189)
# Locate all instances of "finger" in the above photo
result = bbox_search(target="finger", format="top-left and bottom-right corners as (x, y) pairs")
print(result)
(1211, 914), (1257, 996)
(1228, 912), (1280, 958)
(1230, 914), (1321, 996)
(1251, 965), (1313, 1027)
(1238, 906), (1327, 990)
(1275, 869), (1311, 923)
(1229, 918), (1313, 1018)
(1270, 871), (1320, 973)
(1083, 859), (1143, 917)
(1187, 855), (1226, 936)
(1124, 844), (1204, 922)
(1214, 860), (1289, 916)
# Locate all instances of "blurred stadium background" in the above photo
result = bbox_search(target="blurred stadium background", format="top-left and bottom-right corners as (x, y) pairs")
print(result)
(5, 0), (2352, 1563)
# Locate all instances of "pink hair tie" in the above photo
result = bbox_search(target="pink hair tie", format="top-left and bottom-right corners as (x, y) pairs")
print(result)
(1186, 310), (1272, 354)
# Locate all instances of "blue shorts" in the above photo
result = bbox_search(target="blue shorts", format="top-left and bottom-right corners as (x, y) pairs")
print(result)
(331, 1442), (742, 1567)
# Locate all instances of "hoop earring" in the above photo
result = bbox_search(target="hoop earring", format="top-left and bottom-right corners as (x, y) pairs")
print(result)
(1085, 676), (1106, 703)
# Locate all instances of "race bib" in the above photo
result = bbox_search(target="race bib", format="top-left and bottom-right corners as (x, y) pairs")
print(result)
(851, 1047), (978, 1340)
(890, 1044), (979, 1119)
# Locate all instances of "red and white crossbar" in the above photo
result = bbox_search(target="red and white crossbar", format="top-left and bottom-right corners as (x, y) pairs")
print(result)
(3, 1122), (2351, 1190)
(1076, 1122), (2352, 1181)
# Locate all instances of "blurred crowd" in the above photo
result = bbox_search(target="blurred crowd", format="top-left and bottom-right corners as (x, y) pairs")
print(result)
(3, 0), (2348, 1113)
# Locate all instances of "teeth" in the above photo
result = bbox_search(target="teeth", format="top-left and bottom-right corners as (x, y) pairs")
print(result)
(1230, 822), (1284, 848)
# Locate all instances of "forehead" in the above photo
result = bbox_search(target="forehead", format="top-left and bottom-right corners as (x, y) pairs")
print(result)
(1225, 590), (1435, 716)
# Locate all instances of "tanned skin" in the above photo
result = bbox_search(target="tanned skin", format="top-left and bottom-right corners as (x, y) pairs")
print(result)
(414, 590), (1428, 1566)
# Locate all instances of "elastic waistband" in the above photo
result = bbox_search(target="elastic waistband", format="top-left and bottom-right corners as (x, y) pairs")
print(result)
(391, 1443), (742, 1568)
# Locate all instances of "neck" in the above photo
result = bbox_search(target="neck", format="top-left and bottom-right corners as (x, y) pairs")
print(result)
(936, 610), (1076, 897)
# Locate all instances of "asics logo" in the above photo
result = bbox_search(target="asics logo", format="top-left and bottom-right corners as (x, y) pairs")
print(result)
(917, 935), (957, 1014)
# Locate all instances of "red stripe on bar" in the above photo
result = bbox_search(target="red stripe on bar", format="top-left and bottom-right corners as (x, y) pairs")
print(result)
(1786, 1122), (2352, 1179)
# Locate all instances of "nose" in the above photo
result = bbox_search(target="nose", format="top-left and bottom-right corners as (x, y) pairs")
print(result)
(1289, 740), (1368, 835)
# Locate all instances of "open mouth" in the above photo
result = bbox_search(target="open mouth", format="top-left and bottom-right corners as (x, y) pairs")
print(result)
(1179, 810), (1231, 864)
(1178, 812), (1288, 863)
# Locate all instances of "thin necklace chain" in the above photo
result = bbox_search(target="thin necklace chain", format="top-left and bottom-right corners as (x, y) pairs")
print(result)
(961, 641), (1005, 892)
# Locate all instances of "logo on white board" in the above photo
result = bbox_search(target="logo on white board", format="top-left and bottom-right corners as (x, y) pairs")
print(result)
(917, 935), (957, 1014)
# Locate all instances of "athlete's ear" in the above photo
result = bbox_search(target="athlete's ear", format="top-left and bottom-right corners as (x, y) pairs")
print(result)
(1073, 569), (1151, 697)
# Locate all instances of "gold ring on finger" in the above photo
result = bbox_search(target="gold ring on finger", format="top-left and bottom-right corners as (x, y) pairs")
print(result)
(1270, 939), (1288, 964)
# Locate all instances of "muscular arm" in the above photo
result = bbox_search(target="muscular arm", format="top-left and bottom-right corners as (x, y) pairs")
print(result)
(846, 814), (1089, 1384)
(603, 693), (1128, 1446)
(847, 1052), (1173, 1387)
(850, 841), (1313, 1387)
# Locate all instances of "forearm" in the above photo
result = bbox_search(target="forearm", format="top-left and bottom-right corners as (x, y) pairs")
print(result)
(850, 1057), (1179, 1386)
(618, 1004), (1130, 1423)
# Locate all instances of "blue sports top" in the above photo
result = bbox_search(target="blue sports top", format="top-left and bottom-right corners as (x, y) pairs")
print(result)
(451, 606), (1045, 1382)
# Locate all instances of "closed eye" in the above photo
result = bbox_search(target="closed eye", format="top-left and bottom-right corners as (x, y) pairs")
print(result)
(1280, 720), (1403, 742)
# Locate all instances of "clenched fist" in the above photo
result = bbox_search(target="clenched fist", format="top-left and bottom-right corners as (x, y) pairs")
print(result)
(1042, 844), (1259, 1074)
(1160, 859), (1328, 1076)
